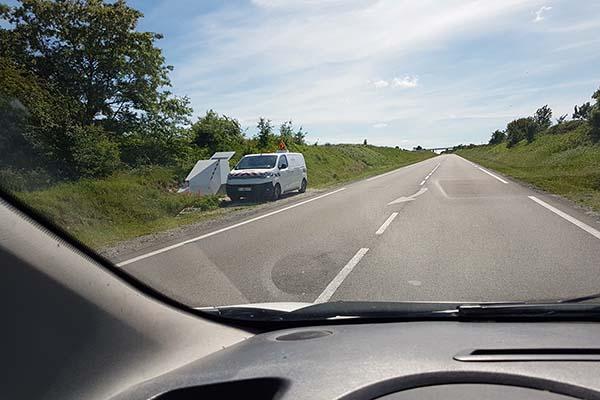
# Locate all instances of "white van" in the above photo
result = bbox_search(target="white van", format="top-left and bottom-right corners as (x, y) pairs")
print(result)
(226, 152), (307, 201)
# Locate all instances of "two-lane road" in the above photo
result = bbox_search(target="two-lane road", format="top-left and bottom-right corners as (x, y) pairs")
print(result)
(114, 154), (600, 307)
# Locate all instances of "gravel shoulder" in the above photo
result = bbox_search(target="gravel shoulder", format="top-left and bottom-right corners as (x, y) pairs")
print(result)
(98, 187), (329, 261)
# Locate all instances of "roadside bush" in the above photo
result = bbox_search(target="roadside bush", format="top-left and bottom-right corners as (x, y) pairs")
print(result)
(192, 110), (245, 153)
(547, 119), (586, 135)
(506, 117), (537, 147)
(590, 107), (600, 142)
(489, 130), (506, 145)
(0, 167), (55, 192)
(70, 125), (121, 178)
(120, 130), (194, 168)
(589, 88), (600, 142)
(0, 57), (76, 175)
(573, 102), (593, 120)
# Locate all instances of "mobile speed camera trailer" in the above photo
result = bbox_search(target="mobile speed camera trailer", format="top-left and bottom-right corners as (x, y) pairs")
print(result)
(179, 151), (235, 195)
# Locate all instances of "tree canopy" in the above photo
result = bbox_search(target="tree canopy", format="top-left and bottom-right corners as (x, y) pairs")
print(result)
(489, 129), (506, 145)
(191, 110), (245, 154)
(0, 0), (193, 180)
(506, 117), (538, 147)
(1, 0), (173, 130)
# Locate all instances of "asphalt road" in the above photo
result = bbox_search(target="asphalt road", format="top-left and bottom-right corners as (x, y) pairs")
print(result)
(114, 154), (600, 307)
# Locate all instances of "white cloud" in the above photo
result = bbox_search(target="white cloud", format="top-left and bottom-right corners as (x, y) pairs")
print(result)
(372, 123), (388, 128)
(372, 79), (390, 88)
(166, 0), (585, 145)
(392, 76), (419, 88)
(534, 5), (552, 22)
(370, 76), (418, 89)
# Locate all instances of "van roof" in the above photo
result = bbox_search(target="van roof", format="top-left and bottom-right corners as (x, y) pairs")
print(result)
(243, 152), (303, 157)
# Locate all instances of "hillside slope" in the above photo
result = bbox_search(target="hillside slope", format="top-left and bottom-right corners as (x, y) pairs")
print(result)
(15, 145), (434, 248)
(456, 124), (600, 212)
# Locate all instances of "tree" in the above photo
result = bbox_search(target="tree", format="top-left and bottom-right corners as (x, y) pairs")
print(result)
(256, 117), (274, 149)
(0, 0), (191, 178)
(590, 107), (600, 142)
(506, 117), (537, 147)
(70, 125), (121, 177)
(191, 110), (244, 154)
(0, 57), (87, 178)
(1, 0), (176, 132)
(293, 126), (307, 145)
(363, 139), (368, 145)
(573, 102), (592, 120)
(555, 114), (568, 125)
(413, 145), (423, 151)
(489, 129), (506, 145)
(590, 87), (600, 142)
(534, 105), (552, 130)
(279, 120), (294, 144)
(121, 93), (193, 166)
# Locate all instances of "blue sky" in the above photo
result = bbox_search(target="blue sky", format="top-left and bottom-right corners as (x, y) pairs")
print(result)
(32, 1), (600, 147)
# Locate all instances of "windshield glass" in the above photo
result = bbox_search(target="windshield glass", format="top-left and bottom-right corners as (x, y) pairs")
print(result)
(1, 0), (600, 320)
(236, 155), (277, 170)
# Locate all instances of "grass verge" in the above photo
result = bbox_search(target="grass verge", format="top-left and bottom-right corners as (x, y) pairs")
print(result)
(14, 145), (435, 249)
(455, 125), (600, 212)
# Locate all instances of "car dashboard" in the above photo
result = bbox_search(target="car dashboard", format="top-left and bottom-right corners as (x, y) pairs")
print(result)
(113, 321), (600, 399)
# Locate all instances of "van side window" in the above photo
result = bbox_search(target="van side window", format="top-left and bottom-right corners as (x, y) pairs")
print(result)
(279, 155), (288, 168)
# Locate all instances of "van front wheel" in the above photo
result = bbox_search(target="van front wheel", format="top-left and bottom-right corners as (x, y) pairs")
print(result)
(299, 179), (307, 193)
(271, 183), (281, 201)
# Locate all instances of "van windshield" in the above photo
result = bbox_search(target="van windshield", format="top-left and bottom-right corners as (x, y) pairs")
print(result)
(236, 155), (278, 170)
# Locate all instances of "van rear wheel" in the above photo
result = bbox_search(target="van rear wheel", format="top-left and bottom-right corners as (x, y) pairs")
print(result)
(271, 183), (281, 201)
(299, 178), (307, 193)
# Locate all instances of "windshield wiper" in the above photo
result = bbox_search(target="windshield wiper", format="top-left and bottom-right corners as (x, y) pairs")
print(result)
(556, 291), (600, 304)
(457, 303), (600, 320)
(199, 300), (600, 325)
(199, 301), (460, 322)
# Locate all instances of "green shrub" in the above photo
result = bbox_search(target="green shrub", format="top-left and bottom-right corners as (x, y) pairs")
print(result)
(70, 125), (121, 178)
(0, 167), (55, 192)
(506, 117), (538, 146)
(547, 119), (586, 135)
(590, 106), (600, 142)
(191, 110), (245, 153)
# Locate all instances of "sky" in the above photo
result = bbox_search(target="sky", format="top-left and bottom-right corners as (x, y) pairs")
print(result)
(59, 1), (600, 147)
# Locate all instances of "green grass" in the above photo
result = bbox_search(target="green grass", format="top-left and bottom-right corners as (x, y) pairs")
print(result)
(14, 145), (434, 249)
(290, 143), (435, 187)
(456, 124), (600, 212)
(16, 167), (223, 247)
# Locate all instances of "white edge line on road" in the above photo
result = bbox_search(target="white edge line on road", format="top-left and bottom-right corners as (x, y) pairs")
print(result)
(314, 248), (369, 303)
(376, 212), (399, 235)
(477, 167), (508, 184)
(528, 196), (600, 240)
(116, 187), (347, 267)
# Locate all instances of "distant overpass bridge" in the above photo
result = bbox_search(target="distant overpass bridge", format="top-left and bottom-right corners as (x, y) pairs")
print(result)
(426, 146), (454, 153)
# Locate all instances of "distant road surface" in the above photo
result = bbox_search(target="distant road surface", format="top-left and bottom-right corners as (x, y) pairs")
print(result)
(112, 154), (600, 307)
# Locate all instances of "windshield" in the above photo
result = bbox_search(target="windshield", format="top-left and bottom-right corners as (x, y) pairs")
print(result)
(236, 155), (277, 170)
(1, 0), (600, 321)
